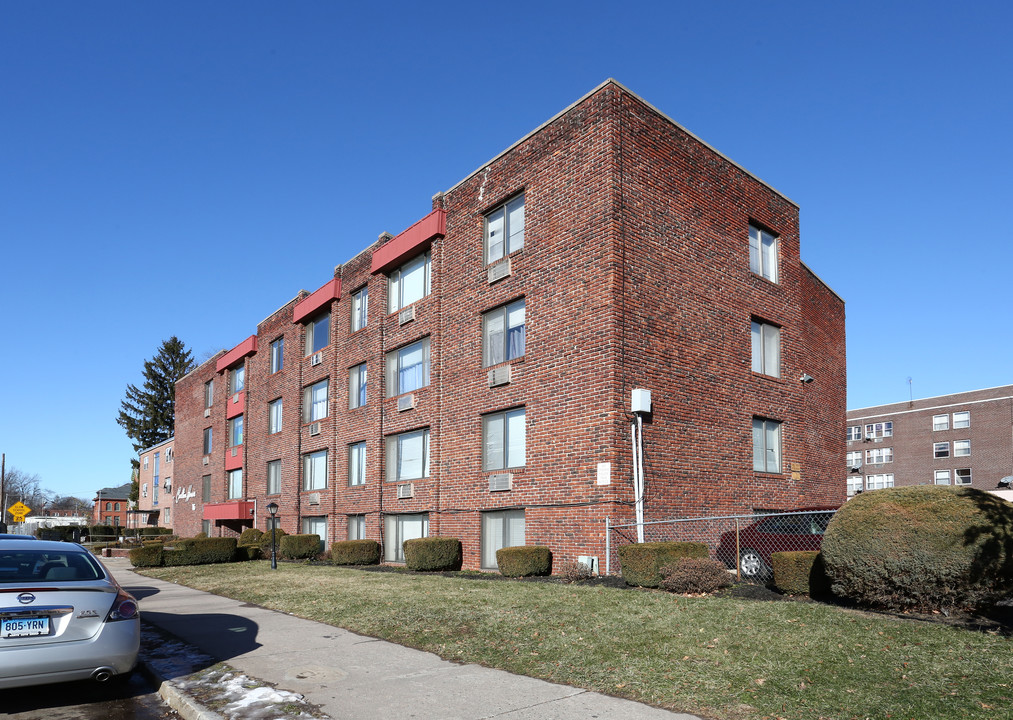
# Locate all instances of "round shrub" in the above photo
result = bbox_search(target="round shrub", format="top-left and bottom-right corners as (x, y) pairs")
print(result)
(403, 537), (462, 571)
(239, 527), (264, 546)
(258, 528), (287, 553)
(330, 540), (381, 565)
(772, 551), (832, 597)
(659, 558), (732, 594)
(496, 546), (552, 577)
(618, 541), (709, 588)
(822, 486), (1013, 611)
(280, 534), (322, 560)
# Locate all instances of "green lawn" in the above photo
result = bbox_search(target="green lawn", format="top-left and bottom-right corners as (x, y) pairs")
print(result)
(138, 562), (1013, 720)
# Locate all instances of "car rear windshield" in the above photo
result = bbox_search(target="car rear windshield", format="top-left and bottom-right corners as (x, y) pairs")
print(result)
(0, 550), (105, 583)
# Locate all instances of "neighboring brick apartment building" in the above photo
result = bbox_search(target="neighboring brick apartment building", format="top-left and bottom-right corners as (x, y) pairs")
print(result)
(92, 483), (132, 527)
(172, 79), (846, 570)
(846, 385), (1013, 496)
(135, 438), (174, 530)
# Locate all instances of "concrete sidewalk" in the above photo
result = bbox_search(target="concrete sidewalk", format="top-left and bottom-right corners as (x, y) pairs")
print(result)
(102, 557), (702, 720)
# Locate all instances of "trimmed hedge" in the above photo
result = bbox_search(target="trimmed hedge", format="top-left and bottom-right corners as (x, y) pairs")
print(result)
(618, 542), (709, 588)
(259, 528), (287, 552)
(330, 540), (381, 565)
(403, 537), (462, 571)
(239, 528), (264, 546)
(129, 544), (164, 568)
(236, 545), (263, 561)
(280, 534), (321, 560)
(660, 558), (732, 594)
(163, 537), (238, 567)
(772, 551), (832, 597)
(821, 485), (1013, 610)
(496, 546), (552, 577)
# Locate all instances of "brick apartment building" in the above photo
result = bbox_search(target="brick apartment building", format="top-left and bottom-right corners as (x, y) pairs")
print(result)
(846, 385), (1013, 496)
(135, 438), (174, 530)
(92, 483), (132, 527)
(171, 79), (846, 570)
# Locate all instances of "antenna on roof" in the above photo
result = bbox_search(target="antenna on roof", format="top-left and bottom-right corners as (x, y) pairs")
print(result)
(907, 377), (913, 404)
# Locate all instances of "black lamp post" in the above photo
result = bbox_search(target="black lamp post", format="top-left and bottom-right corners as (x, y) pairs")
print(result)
(267, 502), (279, 570)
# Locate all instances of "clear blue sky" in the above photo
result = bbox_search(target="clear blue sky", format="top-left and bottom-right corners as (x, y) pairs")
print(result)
(2, 1), (1011, 501)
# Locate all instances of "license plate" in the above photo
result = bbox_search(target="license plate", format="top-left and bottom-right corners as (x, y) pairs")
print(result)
(1, 617), (50, 638)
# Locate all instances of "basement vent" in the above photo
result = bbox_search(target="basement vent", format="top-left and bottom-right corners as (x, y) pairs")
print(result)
(202, 456), (209, 466)
(487, 365), (511, 387)
(310, 352), (323, 366)
(488, 473), (513, 492)
(487, 257), (512, 284)
(307, 492), (321, 506)
(309, 422), (321, 436)
(204, 408), (211, 418)
(397, 394), (416, 412)
(398, 306), (416, 325)
(396, 483), (414, 499)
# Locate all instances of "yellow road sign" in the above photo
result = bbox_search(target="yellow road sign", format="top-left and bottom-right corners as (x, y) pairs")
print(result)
(7, 502), (31, 518)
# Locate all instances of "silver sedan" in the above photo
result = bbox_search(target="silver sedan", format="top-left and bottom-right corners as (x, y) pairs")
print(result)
(0, 539), (139, 688)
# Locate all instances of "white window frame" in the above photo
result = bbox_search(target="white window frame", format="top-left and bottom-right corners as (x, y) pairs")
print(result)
(933, 441), (950, 458)
(269, 398), (283, 434)
(846, 451), (863, 468)
(385, 338), (431, 397)
(865, 422), (893, 439)
(482, 408), (526, 471)
(229, 415), (243, 447)
(953, 411), (970, 429)
(388, 251), (431, 313)
(204, 379), (214, 409)
(846, 425), (862, 442)
(485, 194), (525, 264)
(934, 470), (951, 485)
(267, 460), (281, 496)
(748, 224), (778, 282)
(303, 449), (328, 491)
(955, 468), (972, 485)
(483, 299), (526, 367)
(865, 473), (895, 490)
(383, 513), (428, 563)
(301, 516), (327, 553)
(302, 378), (329, 423)
(349, 363), (368, 409)
(750, 320), (780, 377)
(847, 476), (864, 497)
(932, 414), (949, 431)
(351, 286), (369, 331)
(203, 427), (213, 455)
(481, 509), (525, 569)
(270, 338), (284, 374)
(348, 442), (366, 487)
(954, 439), (970, 457)
(347, 514), (366, 540)
(752, 417), (782, 474)
(385, 428), (430, 482)
(227, 469), (243, 499)
(305, 311), (330, 356)
(865, 447), (893, 464)
(230, 364), (245, 394)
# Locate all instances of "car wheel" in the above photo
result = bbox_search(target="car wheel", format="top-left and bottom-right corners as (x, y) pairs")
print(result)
(739, 549), (768, 579)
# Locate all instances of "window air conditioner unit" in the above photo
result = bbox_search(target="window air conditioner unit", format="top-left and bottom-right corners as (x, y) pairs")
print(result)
(202, 456), (209, 466)
(487, 257), (512, 284)
(310, 352), (322, 366)
(232, 393), (240, 403)
(398, 306), (416, 325)
(308, 492), (321, 506)
(204, 408), (211, 417)
(231, 447), (238, 457)
(309, 422), (321, 436)
(850, 465), (862, 473)
(488, 473), (513, 492)
(397, 394), (416, 412)
(487, 365), (511, 387)
(397, 482), (414, 499)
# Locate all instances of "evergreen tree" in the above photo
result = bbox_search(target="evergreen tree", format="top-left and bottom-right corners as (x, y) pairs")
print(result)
(117, 336), (195, 461)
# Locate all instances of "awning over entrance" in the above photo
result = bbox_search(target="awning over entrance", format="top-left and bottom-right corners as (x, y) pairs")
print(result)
(203, 501), (255, 521)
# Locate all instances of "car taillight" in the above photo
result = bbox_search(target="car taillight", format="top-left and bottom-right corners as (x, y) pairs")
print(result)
(105, 589), (139, 622)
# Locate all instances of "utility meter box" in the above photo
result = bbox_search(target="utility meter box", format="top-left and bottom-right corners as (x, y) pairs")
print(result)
(631, 388), (652, 414)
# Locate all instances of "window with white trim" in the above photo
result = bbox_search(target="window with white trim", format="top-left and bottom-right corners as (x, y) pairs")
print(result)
(347, 514), (366, 540)
(933, 442), (950, 458)
(932, 414), (949, 431)
(229, 415), (243, 447)
(865, 422), (893, 439)
(955, 468), (972, 485)
(303, 449), (327, 491)
(748, 224), (778, 282)
(866, 473), (895, 490)
(485, 194), (525, 264)
(481, 509), (525, 569)
(269, 398), (283, 434)
(227, 469), (243, 499)
(203, 427), (213, 455)
(267, 460), (281, 496)
(349, 363), (367, 409)
(301, 516), (327, 553)
(846, 425), (862, 441)
(954, 439), (970, 457)
(385, 428), (430, 482)
(483, 408), (526, 470)
(385, 338), (430, 397)
(302, 379), (329, 423)
(934, 470), (951, 485)
(752, 417), (782, 473)
(750, 320), (780, 377)
(230, 364), (245, 394)
(953, 411), (970, 429)
(865, 447), (893, 464)
(305, 312), (330, 355)
(348, 442), (366, 486)
(388, 251), (431, 313)
(351, 286), (368, 331)
(383, 513), (428, 562)
(847, 476), (864, 497)
(204, 379), (214, 409)
(483, 299), (526, 367)
(270, 338), (284, 373)
(846, 451), (863, 468)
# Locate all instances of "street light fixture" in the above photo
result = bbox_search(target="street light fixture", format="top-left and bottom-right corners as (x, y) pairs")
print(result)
(267, 502), (279, 570)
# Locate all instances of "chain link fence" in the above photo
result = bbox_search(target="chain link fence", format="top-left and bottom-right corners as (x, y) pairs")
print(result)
(606, 509), (836, 583)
